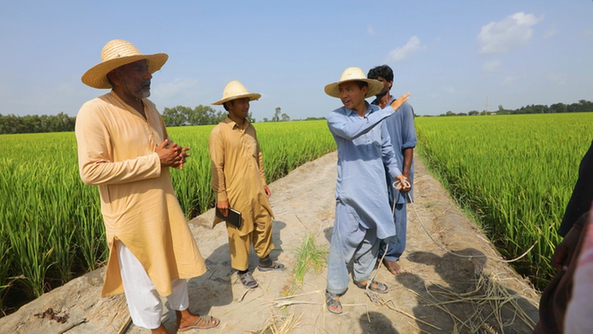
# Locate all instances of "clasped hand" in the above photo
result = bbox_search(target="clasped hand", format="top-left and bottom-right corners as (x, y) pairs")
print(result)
(156, 139), (190, 170)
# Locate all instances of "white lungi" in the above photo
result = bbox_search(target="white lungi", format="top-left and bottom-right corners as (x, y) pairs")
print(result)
(116, 240), (189, 329)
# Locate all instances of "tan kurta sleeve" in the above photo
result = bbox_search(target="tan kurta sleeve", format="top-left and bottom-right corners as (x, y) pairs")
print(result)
(208, 125), (228, 202)
(76, 98), (162, 186)
(257, 147), (267, 187)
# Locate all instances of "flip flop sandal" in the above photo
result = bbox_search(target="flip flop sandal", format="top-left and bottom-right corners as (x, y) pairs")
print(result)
(354, 279), (389, 294)
(237, 271), (258, 289)
(257, 261), (286, 272)
(325, 291), (342, 314)
(178, 315), (220, 331)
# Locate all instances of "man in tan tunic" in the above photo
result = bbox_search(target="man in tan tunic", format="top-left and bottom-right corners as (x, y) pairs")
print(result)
(209, 80), (285, 289)
(75, 39), (218, 333)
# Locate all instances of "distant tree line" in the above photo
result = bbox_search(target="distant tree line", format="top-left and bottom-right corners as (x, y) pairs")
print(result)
(160, 105), (247, 126)
(261, 107), (290, 122)
(0, 104), (297, 134)
(0, 113), (76, 134)
(438, 99), (593, 117)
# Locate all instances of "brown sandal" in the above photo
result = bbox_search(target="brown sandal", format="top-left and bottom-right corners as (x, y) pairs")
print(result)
(353, 279), (389, 294)
(178, 315), (220, 331)
(237, 271), (258, 289)
(325, 291), (342, 314)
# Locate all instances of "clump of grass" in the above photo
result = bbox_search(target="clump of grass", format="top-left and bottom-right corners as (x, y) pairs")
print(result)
(255, 311), (303, 334)
(285, 234), (327, 295)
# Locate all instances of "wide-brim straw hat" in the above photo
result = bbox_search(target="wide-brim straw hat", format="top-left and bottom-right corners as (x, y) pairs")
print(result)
(324, 67), (383, 98)
(211, 80), (261, 105)
(81, 39), (168, 89)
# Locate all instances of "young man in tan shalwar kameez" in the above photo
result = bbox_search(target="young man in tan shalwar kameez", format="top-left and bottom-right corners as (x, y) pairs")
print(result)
(75, 39), (219, 334)
(209, 81), (285, 289)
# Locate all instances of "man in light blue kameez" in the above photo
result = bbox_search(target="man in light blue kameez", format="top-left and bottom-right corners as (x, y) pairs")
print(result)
(323, 67), (410, 314)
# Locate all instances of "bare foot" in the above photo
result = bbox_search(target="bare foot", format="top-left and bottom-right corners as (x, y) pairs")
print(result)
(151, 324), (169, 334)
(383, 259), (403, 275)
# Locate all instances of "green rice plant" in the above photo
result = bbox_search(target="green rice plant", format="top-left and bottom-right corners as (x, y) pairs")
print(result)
(293, 234), (327, 283)
(283, 234), (328, 295)
(415, 113), (593, 288)
(0, 119), (336, 313)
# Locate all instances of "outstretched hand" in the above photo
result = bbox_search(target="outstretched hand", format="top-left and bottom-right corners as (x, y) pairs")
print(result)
(389, 93), (410, 112)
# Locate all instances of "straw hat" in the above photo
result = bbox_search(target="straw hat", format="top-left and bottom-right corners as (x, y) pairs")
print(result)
(211, 80), (261, 105)
(81, 39), (168, 89)
(324, 67), (383, 98)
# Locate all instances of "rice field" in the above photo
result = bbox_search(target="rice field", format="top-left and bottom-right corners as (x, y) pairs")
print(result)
(3, 112), (590, 313)
(414, 112), (593, 289)
(0, 120), (335, 313)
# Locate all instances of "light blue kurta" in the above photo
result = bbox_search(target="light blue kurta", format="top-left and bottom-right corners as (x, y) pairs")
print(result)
(327, 102), (401, 240)
(326, 102), (401, 294)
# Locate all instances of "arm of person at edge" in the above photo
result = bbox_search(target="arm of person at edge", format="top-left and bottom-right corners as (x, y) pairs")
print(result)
(552, 210), (590, 271)
(380, 123), (404, 191)
(208, 127), (231, 217)
(77, 109), (185, 186)
(327, 93), (410, 140)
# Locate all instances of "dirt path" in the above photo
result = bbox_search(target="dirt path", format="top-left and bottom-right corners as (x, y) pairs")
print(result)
(0, 152), (540, 333)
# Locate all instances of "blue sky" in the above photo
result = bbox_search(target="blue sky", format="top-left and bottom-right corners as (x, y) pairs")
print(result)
(1, 0), (592, 119)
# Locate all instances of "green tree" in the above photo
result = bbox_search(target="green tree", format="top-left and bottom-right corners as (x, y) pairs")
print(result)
(272, 107), (281, 122)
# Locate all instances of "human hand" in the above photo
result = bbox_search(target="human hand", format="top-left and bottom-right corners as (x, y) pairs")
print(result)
(389, 93), (410, 112)
(400, 174), (412, 193)
(264, 185), (271, 198)
(551, 226), (581, 271)
(156, 139), (181, 167)
(217, 200), (229, 217)
(393, 174), (406, 190)
(177, 146), (191, 170)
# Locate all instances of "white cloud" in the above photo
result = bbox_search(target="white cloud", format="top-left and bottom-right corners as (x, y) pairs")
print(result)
(544, 27), (557, 39)
(483, 60), (501, 72)
(367, 25), (375, 36)
(154, 78), (200, 101)
(548, 72), (567, 86)
(502, 75), (516, 87)
(387, 36), (424, 62)
(444, 86), (455, 93)
(478, 12), (542, 55)
(581, 29), (593, 39)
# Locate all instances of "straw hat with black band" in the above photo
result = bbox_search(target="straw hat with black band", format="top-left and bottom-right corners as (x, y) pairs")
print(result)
(81, 39), (168, 89)
(324, 67), (383, 98)
(211, 80), (261, 106)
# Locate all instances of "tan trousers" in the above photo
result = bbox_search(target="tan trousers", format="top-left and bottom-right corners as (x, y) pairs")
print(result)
(228, 220), (273, 271)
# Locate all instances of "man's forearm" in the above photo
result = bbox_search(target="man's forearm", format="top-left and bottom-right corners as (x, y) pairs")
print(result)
(402, 148), (414, 177)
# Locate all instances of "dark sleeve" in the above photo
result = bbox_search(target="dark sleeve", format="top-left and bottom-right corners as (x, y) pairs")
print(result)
(558, 140), (593, 237)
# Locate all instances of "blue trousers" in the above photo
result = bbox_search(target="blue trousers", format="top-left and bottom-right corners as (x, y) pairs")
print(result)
(326, 205), (380, 295)
(379, 203), (407, 262)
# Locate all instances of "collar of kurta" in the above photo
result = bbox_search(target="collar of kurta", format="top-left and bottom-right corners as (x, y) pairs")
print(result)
(345, 101), (374, 118)
(223, 116), (250, 130)
(108, 90), (149, 113)
(371, 95), (396, 107)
